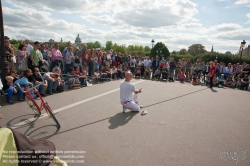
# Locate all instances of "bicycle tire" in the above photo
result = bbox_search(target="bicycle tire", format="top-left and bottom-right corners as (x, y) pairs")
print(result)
(26, 96), (41, 116)
(43, 103), (61, 128)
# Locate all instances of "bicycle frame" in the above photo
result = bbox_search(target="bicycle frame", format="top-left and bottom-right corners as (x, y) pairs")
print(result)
(25, 88), (47, 113)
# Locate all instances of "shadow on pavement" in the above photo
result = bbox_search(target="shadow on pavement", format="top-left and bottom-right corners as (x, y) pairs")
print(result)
(108, 112), (139, 129)
(210, 88), (218, 92)
(27, 125), (60, 140)
(6, 114), (39, 130)
(143, 88), (208, 109)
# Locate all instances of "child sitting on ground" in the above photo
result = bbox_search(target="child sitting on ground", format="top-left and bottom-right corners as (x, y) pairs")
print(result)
(236, 77), (242, 89)
(192, 73), (198, 85)
(111, 66), (118, 80)
(179, 71), (186, 83)
(144, 66), (151, 79)
(94, 69), (101, 83)
(135, 67), (141, 79)
(6, 76), (17, 94)
(217, 74), (225, 87)
(65, 67), (76, 89)
(177, 67), (182, 81)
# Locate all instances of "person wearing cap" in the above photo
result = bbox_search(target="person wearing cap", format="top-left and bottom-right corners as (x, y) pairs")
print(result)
(120, 70), (143, 113)
(30, 41), (41, 70)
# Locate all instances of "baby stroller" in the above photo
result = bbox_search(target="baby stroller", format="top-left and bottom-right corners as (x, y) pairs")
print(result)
(40, 60), (50, 72)
(135, 67), (141, 79)
(0, 127), (68, 166)
(161, 68), (168, 82)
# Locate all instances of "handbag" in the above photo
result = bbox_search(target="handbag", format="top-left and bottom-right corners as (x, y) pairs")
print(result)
(38, 59), (44, 66)
(18, 57), (28, 70)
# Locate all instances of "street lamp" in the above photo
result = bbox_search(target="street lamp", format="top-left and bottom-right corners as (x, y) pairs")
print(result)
(0, 0), (9, 81)
(151, 39), (155, 48)
(156, 49), (163, 59)
(239, 40), (246, 64)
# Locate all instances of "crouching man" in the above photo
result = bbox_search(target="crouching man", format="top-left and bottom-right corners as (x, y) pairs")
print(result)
(120, 70), (143, 113)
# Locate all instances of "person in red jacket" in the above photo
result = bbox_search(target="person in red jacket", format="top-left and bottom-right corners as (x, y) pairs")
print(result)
(208, 61), (216, 88)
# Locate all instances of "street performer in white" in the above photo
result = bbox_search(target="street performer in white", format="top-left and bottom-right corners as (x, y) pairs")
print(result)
(120, 70), (146, 114)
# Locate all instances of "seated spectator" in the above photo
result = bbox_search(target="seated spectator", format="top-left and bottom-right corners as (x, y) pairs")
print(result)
(102, 65), (112, 80)
(152, 67), (161, 80)
(135, 67), (141, 79)
(3, 76), (17, 104)
(2, 70), (22, 104)
(30, 67), (48, 97)
(93, 69), (102, 83)
(43, 68), (60, 95)
(179, 71), (186, 83)
(241, 74), (249, 90)
(74, 66), (90, 87)
(65, 67), (76, 89)
(14, 69), (36, 99)
(111, 66), (118, 79)
(177, 67), (182, 80)
(192, 73), (198, 85)
(144, 66), (152, 79)
(217, 74), (225, 87)
(117, 64), (124, 79)
(236, 77), (242, 89)
(82, 70), (92, 86)
(225, 77), (234, 88)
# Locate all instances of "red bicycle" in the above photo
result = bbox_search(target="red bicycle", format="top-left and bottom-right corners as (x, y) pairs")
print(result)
(16, 73), (60, 128)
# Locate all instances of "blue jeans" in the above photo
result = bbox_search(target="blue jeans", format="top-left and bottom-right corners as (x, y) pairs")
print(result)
(47, 80), (58, 92)
(169, 69), (175, 78)
(88, 61), (93, 76)
(4, 87), (23, 101)
(79, 78), (85, 86)
(65, 64), (71, 74)
(37, 84), (45, 95)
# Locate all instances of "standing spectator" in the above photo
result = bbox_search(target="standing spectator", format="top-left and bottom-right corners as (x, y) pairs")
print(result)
(88, 49), (95, 76)
(30, 41), (41, 70)
(130, 56), (137, 75)
(51, 43), (63, 71)
(242, 64), (250, 76)
(214, 60), (220, 77)
(62, 42), (72, 73)
(225, 63), (233, 79)
(41, 44), (49, 63)
(185, 59), (192, 81)
(65, 47), (74, 74)
(208, 61), (216, 89)
(169, 58), (176, 81)
(152, 56), (160, 75)
(5, 39), (15, 70)
(17, 44), (27, 76)
(24, 40), (33, 55)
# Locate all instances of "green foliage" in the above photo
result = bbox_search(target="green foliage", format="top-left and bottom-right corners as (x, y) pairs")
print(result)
(179, 48), (187, 55)
(59, 42), (67, 52)
(105, 41), (113, 50)
(170, 54), (194, 62)
(112, 43), (126, 54)
(94, 41), (101, 48)
(150, 42), (170, 58)
(188, 44), (206, 56)
(87, 41), (102, 49)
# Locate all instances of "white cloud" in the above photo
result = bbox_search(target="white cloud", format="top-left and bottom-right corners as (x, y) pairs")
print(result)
(235, 0), (250, 4)
(210, 23), (242, 32)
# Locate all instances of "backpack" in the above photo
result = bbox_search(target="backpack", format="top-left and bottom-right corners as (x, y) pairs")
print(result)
(56, 81), (64, 93)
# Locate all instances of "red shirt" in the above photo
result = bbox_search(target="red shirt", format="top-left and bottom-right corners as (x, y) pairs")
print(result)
(210, 65), (216, 77)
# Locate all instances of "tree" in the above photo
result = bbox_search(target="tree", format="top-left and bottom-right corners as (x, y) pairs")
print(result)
(179, 48), (187, 55)
(105, 41), (113, 50)
(150, 42), (170, 59)
(188, 44), (206, 56)
(94, 41), (101, 48)
(87, 42), (94, 49)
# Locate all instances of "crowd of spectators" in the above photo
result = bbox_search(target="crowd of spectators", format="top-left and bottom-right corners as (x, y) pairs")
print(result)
(0, 37), (249, 105)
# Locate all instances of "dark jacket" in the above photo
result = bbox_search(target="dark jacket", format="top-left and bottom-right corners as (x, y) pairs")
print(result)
(151, 59), (160, 68)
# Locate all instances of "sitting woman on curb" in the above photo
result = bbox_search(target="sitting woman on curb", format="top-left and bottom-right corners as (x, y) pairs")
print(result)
(14, 69), (36, 99)
(2, 70), (22, 104)
(29, 67), (48, 97)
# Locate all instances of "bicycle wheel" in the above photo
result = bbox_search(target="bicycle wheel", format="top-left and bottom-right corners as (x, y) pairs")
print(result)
(26, 96), (41, 116)
(43, 103), (61, 128)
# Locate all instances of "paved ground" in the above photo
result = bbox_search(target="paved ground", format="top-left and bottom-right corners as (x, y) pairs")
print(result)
(0, 79), (250, 166)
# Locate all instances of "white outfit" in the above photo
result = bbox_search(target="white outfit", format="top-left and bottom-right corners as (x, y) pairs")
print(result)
(26, 44), (33, 54)
(120, 81), (140, 112)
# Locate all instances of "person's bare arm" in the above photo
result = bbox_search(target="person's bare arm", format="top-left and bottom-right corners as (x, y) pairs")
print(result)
(134, 88), (142, 94)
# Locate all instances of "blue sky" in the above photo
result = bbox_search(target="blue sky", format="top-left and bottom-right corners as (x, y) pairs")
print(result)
(2, 0), (250, 54)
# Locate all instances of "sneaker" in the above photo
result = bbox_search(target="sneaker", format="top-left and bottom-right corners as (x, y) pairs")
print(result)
(47, 91), (53, 95)
(8, 101), (14, 104)
(52, 90), (58, 93)
(123, 106), (126, 113)
(141, 110), (147, 115)
(18, 98), (24, 101)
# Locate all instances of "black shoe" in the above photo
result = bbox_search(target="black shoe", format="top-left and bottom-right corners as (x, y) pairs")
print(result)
(18, 99), (23, 101)
(47, 91), (53, 95)
(8, 101), (14, 104)
(41, 94), (46, 97)
(52, 90), (58, 93)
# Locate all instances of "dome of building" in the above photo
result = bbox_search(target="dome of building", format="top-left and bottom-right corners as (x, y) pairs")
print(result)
(75, 34), (82, 45)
